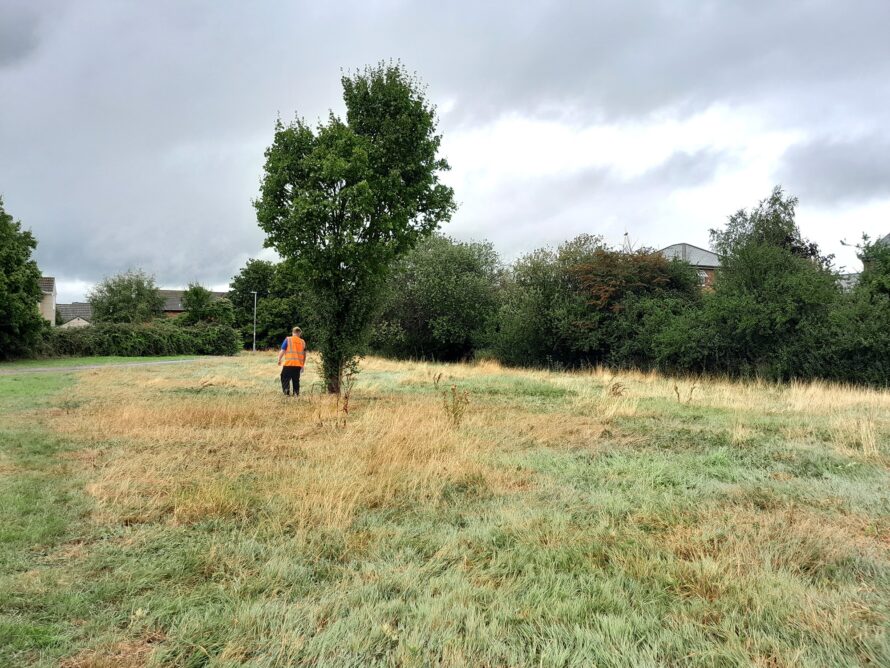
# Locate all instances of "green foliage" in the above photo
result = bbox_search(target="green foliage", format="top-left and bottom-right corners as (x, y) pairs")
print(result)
(494, 236), (700, 370)
(374, 235), (501, 361)
(495, 235), (602, 368)
(855, 234), (890, 298)
(570, 248), (701, 367)
(255, 62), (455, 392)
(0, 197), (46, 360)
(88, 269), (165, 324)
(228, 259), (315, 349)
(657, 189), (842, 380)
(711, 186), (832, 266)
(179, 283), (235, 326)
(41, 321), (240, 357)
(808, 236), (890, 385)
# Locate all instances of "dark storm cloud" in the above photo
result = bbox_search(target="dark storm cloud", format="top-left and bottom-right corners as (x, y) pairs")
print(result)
(0, 1), (47, 67)
(1, 0), (889, 298)
(777, 135), (890, 205)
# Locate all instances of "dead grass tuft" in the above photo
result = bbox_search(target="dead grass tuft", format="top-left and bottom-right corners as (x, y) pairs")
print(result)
(827, 411), (881, 457)
(59, 631), (164, 668)
(666, 505), (888, 580)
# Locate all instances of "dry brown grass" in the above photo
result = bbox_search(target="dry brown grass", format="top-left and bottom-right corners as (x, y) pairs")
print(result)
(50, 354), (527, 530)
(59, 631), (164, 668)
(47, 353), (890, 530)
(828, 410), (881, 457)
(667, 505), (888, 578)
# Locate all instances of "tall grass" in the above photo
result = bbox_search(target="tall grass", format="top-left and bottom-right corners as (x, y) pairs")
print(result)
(2, 353), (888, 666)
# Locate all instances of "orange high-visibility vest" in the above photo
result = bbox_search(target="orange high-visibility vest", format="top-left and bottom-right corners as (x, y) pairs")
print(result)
(283, 336), (306, 367)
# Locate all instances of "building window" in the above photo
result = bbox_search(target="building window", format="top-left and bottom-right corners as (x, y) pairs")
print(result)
(697, 270), (709, 286)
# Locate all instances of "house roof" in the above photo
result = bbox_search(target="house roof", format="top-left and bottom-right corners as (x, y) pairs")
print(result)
(38, 276), (56, 293)
(878, 233), (890, 246)
(658, 243), (721, 268)
(838, 273), (860, 291)
(158, 289), (228, 312)
(57, 302), (93, 323)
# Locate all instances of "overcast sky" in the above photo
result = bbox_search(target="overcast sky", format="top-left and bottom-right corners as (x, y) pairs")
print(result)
(2, 0), (889, 302)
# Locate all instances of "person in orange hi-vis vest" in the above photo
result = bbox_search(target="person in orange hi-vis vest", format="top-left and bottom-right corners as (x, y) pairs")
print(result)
(277, 326), (306, 396)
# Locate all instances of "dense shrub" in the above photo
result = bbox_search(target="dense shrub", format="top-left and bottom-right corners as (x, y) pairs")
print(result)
(494, 235), (700, 369)
(373, 235), (501, 361)
(41, 321), (240, 357)
(810, 237), (890, 386)
(494, 235), (601, 368)
(655, 190), (844, 381)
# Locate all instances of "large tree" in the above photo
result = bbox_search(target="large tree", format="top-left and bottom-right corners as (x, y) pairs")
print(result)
(255, 63), (455, 392)
(0, 197), (45, 359)
(88, 269), (165, 323)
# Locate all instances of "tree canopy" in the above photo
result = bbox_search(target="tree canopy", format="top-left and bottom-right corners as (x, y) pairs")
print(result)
(255, 62), (455, 391)
(180, 283), (234, 326)
(0, 197), (45, 359)
(88, 269), (165, 324)
(228, 259), (315, 350)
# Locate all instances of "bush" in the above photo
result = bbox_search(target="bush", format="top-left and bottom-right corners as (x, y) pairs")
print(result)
(654, 190), (842, 381)
(374, 235), (502, 361)
(494, 236), (601, 369)
(493, 236), (701, 370)
(40, 321), (241, 357)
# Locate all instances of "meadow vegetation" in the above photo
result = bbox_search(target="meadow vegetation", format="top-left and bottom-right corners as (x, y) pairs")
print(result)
(1, 354), (888, 666)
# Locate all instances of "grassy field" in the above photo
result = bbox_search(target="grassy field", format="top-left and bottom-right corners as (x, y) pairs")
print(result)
(0, 355), (195, 370)
(0, 353), (888, 667)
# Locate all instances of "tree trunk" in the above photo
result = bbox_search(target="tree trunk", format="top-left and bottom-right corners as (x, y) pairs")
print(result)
(326, 370), (341, 395)
(322, 352), (343, 395)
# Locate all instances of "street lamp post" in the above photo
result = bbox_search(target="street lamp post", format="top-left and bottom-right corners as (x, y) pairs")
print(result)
(250, 291), (258, 352)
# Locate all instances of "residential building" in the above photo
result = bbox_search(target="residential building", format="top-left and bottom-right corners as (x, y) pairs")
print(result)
(159, 289), (228, 316)
(38, 276), (56, 325)
(657, 243), (721, 287)
(57, 302), (93, 328)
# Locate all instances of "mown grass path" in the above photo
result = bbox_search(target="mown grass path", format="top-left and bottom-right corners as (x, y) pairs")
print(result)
(1, 355), (888, 666)
(0, 356), (199, 375)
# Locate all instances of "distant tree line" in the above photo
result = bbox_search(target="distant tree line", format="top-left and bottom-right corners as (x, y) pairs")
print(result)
(5, 180), (890, 384)
(228, 187), (890, 386)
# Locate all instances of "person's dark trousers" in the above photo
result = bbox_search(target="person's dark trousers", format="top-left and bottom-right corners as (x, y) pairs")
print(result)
(281, 366), (302, 396)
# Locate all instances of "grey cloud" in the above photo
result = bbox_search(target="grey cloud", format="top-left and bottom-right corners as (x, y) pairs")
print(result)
(777, 135), (890, 205)
(635, 149), (731, 190)
(0, 2), (43, 67)
(450, 149), (729, 259)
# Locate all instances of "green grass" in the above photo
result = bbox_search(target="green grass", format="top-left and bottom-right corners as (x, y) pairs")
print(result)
(0, 357), (887, 666)
(0, 355), (196, 371)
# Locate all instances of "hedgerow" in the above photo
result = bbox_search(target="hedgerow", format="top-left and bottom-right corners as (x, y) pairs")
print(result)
(40, 321), (240, 357)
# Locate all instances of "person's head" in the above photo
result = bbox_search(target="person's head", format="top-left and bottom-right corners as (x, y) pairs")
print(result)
(292, 326), (302, 336)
